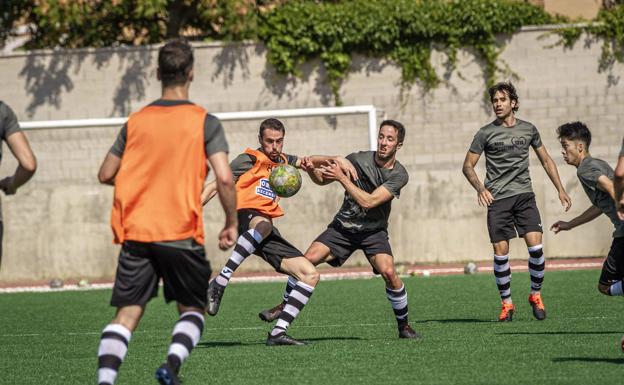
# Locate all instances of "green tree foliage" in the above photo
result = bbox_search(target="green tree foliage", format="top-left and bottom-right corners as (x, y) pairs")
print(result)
(259, 0), (556, 104)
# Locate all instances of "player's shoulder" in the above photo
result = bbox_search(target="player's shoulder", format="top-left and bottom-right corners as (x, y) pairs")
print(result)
(392, 159), (408, 178)
(578, 157), (612, 176)
(347, 150), (374, 162)
(0, 101), (14, 117)
(516, 118), (537, 131)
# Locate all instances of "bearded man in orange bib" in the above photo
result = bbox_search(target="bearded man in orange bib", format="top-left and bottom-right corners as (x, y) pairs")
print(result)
(203, 117), (356, 346)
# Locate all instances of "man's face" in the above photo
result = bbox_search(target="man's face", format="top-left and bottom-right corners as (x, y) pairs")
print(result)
(491, 90), (516, 119)
(377, 125), (402, 161)
(259, 128), (284, 162)
(560, 138), (584, 166)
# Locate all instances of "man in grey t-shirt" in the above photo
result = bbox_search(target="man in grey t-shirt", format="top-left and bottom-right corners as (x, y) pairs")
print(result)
(0, 102), (37, 264)
(552, 123), (624, 300)
(258, 120), (420, 340)
(462, 82), (571, 322)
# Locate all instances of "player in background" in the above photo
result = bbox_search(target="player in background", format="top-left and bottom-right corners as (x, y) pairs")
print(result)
(95, 39), (237, 385)
(0, 101), (37, 264)
(462, 82), (571, 322)
(258, 120), (421, 339)
(615, 137), (624, 220)
(203, 117), (357, 346)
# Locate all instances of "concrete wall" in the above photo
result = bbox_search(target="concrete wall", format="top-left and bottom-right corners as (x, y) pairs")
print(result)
(0, 26), (622, 283)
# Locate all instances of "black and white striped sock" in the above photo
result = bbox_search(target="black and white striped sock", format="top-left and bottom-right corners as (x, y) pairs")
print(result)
(271, 281), (314, 336)
(528, 244), (545, 292)
(97, 324), (131, 385)
(386, 284), (409, 327)
(166, 311), (204, 374)
(494, 254), (512, 300)
(282, 276), (298, 302)
(215, 229), (264, 287)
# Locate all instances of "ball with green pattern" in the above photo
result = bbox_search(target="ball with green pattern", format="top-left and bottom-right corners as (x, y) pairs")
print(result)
(269, 164), (302, 198)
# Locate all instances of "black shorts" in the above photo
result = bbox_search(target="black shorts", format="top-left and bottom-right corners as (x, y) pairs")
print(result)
(314, 222), (393, 267)
(599, 237), (624, 286)
(487, 192), (543, 243)
(110, 241), (212, 308)
(238, 209), (303, 272)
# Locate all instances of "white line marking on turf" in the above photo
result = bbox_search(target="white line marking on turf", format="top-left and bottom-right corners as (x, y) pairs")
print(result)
(0, 262), (602, 294)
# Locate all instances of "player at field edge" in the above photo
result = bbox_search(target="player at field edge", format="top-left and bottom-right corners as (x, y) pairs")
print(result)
(0, 101), (37, 265)
(95, 39), (238, 385)
(462, 82), (571, 322)
(258, 119), (421, 339)
(202, 117), (358, 346)
(551, 124), (623, 350)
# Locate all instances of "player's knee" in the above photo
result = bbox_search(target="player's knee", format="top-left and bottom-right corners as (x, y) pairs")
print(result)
(379, 266), (397, 282)
(254, 221), (273, 238)
(301, 269), (320, 286)
(598, 283), (611, 296)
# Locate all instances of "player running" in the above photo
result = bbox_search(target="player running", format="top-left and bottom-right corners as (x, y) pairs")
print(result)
(95, 39), (237, 385)
(551, 123), (624, 297)
(203, 117), (356, 346)
(258, 119), (421, 339)
(462, 82), (571, 322)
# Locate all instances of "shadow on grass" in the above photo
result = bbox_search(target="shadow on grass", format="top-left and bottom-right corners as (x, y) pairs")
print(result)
(196, 336), (361, 348)
(419, 318), (495, 324)
(553, 357), (624, 364)
(499, 331), (621, 336)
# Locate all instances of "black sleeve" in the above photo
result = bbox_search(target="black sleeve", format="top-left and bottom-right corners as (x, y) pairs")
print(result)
(285, 154), (298, 166)
(110, 124), (127, 157)
(204, 114), (229, 156)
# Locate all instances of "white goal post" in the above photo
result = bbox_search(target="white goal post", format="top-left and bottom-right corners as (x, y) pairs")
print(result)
(19, 105), (379, 151)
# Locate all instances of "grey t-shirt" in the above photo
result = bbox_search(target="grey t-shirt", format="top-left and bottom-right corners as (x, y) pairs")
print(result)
(333, 151), (408, 233)
(469, 119), (542, 200)
(577, 157), (624, 238)
(230, 151), (298, 183)
(0, 102), (22, 163)
(110, 99), (229, 158)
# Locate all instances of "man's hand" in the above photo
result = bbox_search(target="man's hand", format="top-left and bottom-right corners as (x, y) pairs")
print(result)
(0, 176), (16, 195)
(559, 191), (572, 212)
(299, 156), (314, 172)
(550, 220), (572, 234)
(320, 161), (348, 182)
(477, 187), (493, 207)
(617, 199), (624, 221)
(218, 224), (238, 250)
(334, 157), (358, 181)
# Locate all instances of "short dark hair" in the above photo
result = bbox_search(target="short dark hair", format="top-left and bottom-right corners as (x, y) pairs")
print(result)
(158, 39), (194, 88)
(556, 121), (592, 148)
(380, 119), (405, 144)
(488, 81), (519, 112)
(259, 118), (285, 138)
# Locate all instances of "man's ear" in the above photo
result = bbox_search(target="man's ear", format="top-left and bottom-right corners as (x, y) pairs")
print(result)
(188, 68), (194, 82)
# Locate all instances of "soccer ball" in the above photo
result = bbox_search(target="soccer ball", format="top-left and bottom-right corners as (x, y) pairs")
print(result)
(269, 164), (302, 198)
(464, 262), (478, 275)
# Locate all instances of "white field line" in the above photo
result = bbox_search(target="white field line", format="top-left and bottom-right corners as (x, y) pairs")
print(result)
(0, 262), (601, 294)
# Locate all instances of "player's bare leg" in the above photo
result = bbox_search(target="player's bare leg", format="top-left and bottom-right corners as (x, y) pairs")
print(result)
(259, 241), (332, 322)
(369, 253), (421, 339)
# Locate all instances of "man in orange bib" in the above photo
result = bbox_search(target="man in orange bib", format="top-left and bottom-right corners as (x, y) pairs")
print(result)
(95, 39), (237, 385)
(203, 117), (355, 346)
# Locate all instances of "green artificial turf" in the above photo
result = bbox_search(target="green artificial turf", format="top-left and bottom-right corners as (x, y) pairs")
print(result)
(1, 269), (623, 385)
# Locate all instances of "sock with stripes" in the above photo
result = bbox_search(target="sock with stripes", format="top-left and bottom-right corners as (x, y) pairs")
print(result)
(386, 284), (409, 327)
(493, 254), (512, 301)
(97, 323), (132, 385)
(166, 311), (204, 374)
(271, 281), (314, 336)
(528, 244), (545, 292)
(281, 276), (298, 303)
(215, 229), (264, 287)
(609, 281), (623, 296)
